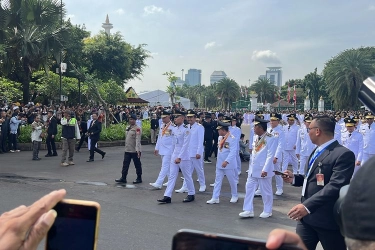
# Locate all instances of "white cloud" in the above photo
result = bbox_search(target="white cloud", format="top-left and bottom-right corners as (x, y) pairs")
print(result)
(204, 41), (216, 50)
(252, 50), (281, 64)
(369, 5), (375, 11)
(144, 5), (165, 15)
(115, 8), (125, 15)
(150, 52), (159, 56)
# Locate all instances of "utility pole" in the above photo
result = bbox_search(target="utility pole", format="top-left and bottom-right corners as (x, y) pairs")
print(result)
(181, 69), (184, 81)
(59, 0), (63, 104)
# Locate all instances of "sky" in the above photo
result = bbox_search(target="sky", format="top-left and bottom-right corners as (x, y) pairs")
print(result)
(63, 0), (375, 93)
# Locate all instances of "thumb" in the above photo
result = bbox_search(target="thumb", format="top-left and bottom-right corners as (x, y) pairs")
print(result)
(21, 209), (57, 250)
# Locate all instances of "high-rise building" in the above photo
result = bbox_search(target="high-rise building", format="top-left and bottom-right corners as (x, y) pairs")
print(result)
(169, 77), (185, 88)
(210, 71), (227, 85)
(184, 69), (201, 86)
(265, 67), (282, 88)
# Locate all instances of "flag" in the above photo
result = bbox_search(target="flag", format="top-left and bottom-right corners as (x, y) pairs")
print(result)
(293, 85), (297, 108)
(287, 84), (291, 103)
(240, 86), (244, 97)
(245, 87), (248, 98)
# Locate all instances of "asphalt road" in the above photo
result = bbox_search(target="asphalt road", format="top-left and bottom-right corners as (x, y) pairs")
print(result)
(0, 125), (314, 250)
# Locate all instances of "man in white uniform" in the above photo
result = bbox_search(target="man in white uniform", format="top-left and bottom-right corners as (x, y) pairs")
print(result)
(175, 109), (206, 192)
(296, 114), (315, 176)
(229, 117), (241, 178)
(282, 114), (299, 174)
(150, 110), (174, 189)
(239, 116), (277, 218)
(341, 117), (363, 176)
(207, 121), (238, 204)
(362, 112), (375, 165)
(157, 110), (195, 203)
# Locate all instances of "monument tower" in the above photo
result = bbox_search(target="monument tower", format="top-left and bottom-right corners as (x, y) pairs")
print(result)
(102, 14), (113, 35)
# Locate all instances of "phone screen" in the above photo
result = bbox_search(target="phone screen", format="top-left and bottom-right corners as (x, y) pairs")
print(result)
(46, 203), (98, 250)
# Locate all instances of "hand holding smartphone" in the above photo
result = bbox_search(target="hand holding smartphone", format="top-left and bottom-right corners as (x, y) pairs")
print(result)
(273, 170), (289, 178)
(45, 199), (101, 250)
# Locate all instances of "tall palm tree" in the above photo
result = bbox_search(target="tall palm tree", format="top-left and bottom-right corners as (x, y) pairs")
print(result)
(304, 68), (325, 109)
(250, 78), (277, 103)
(0, 0), (65, 103)
(323, 49), (375, 110)
(214, 78), (240, 110)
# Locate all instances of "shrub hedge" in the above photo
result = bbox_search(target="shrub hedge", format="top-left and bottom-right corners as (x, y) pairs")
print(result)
(18, 120), (151, 143)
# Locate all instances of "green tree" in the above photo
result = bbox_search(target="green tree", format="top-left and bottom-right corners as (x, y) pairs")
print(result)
(303, 68), (327, 109)
(215, 78), (240, 110)
(163, 71), (179, 105)
(250, 78), (277, 103)
(82, 32), (150, 85)
(0, 77), (22, 101)
(0, 0), (65, 103)
(323, 48), (375, 110)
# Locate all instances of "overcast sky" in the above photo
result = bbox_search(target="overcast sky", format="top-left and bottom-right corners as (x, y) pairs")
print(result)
(64, 0), (375, 93)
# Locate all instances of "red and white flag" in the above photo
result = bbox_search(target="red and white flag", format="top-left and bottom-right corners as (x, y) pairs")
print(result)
(287, 84), (291, 103)
(293, 85), (297, 107)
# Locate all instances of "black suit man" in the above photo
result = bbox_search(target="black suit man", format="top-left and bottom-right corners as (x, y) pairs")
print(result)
(283, 115), (354, 250)
(0, 110), (10, 153)
(45, 111), (58, 157)
(86, 113), (106, 162)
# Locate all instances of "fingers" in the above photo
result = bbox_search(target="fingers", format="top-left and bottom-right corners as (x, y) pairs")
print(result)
(266, 229), (307, 250)
(21, 210), (57, 250)
(19, 189), (66, 229)
(1, 205), (28, 219)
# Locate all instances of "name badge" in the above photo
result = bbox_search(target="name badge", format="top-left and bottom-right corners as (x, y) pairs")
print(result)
(316, 168), (324, 186)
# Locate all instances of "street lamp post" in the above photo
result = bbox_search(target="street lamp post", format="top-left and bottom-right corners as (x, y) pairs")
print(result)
(59, 0), (62, 103)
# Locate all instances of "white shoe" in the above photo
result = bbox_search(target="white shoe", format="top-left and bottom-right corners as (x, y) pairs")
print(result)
(149, 183), (161, 189)
(238, 171), (241, 176)
(209, 183), (215, 187)
(175, 187), (188, 193)
(275, 189), (283, 196)
(206, 198), (220, 204)
(254, 189), (262, 196)
(196, 179), (199, 182)
(246, 169), (249, 173)
(199, 185), (206, 192)
(239, 211), (254, 218)
(180, 177), (184, 181)
(162, 182), (168, 187)
(259, 212), (272, 218)
(230, 197), (238, 203)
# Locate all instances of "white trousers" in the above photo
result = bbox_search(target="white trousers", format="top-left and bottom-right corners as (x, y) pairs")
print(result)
(299, 155), (309, 175)
(282, 150), (298, 174)
(362, 153), (375, 165)
(164, 160), (195, 197)
(153, 155), (171, 186)
(236, 151), (241, 173)
(212, 168), (237, 199)
(274, 162), (283, 190)
(243, 176), (273, 213)
(181, 157), (205, 188)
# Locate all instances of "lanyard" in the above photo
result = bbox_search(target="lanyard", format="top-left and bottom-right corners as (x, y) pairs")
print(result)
(306, 144), (329, 177)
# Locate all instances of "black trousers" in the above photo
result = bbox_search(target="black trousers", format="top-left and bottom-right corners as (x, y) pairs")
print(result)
(10, 133), (17, 150)
(122, 152), (142, 178)
(77, 134), (87, 150)
(296, 220), (346, 250)
(204, 137), (213, 160)
(89, 138), (104, 160)
(0, 134), (3, 152)
(211, 136), (218, 157)
(46, 134), (57, 155)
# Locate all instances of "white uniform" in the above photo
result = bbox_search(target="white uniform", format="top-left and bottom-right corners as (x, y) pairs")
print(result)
(164, 124), (195, 198)
(211, 133), (238, 200)
(179, 122), (205, 189)
(282, 123), (299, 174)
(342, 129), (363, 175)
(153, 121), (174, 187)
(229, 125), (241, 178)
(334, 123), (342, 145)
(243, 133), (277, 214)
(296, 125), (315, 175)
(268, 125), (285, 193)
(362, 122), (375, 165)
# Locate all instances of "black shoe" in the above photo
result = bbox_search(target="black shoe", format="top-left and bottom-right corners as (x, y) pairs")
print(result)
(87, 159), (94, 162)
(75, 148), (80, 152)
(32, 158), (40, 161)
(45, 154), (52, 157)
(183, 195), (195, 202)
(115, 177), (127, 183)
(102, 152), (106, 159)
(52, 153), (58, 156)
(157, 196), (171, 203)
(133, 178), (142, 184)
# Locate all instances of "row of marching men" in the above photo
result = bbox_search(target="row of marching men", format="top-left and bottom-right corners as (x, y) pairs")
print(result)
(150, 108), (375, 219)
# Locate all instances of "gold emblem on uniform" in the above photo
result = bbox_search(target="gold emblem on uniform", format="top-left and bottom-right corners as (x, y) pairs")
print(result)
(224, 142), (229, 148)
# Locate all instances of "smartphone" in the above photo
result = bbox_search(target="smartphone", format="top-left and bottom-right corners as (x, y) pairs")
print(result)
(172, 229), (302, 250)
(45, 199), (101, 250)
(273, 171), (288, 177)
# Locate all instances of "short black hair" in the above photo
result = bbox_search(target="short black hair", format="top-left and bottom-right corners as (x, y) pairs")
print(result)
(255, 123), (267, 132)
(240, 133), (245, 139)
(314, 115), (335, 136)
(220, 126), (229, 132)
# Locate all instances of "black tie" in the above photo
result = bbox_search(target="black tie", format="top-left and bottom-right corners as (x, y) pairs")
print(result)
(369, 125), (371, 129)
(349, 133), (352, 137)
(270, 129), (273, 133)
(288, 125), (290, 130)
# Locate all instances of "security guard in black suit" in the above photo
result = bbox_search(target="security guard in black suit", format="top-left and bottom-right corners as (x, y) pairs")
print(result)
(86, 112), (106, 162)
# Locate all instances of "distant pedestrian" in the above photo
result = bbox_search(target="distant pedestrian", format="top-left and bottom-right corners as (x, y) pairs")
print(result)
(45, 110), (58, 157)
(31, 115), (44, 160)
(60, 110), (80, 167)
(86, 112), (106, 162)
(9, 112), (26, 152)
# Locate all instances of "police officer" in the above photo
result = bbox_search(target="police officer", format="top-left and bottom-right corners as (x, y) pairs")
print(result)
(115, 114), (142, 184)
(175, 109), (206, 193)
(296, 114), (315, 176)
(362, 112), (375, 165)
(207, 121), (238, 204)
(341, 117), (363, 175)
(239, 116), (277, 218)
(157, 110), (195, 203)
(282, 114), (299, 174)
(150, 110), (174, 189)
